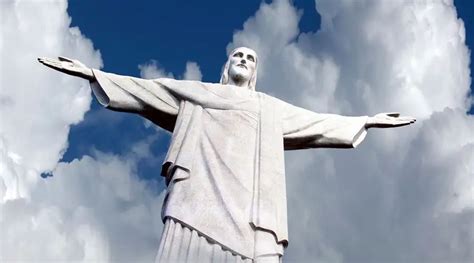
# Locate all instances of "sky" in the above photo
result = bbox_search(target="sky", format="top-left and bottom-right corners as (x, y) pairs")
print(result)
(1, 0), (473, 262)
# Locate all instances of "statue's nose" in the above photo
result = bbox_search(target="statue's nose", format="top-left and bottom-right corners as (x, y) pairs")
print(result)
(241, 59), (246, 64)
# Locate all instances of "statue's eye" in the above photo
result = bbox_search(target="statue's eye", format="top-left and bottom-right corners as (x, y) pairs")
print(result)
(233, 52), (243, 58)
(247, 55), (255, 62)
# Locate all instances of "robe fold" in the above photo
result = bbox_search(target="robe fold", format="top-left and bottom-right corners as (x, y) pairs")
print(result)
(90, 69), (368, 258)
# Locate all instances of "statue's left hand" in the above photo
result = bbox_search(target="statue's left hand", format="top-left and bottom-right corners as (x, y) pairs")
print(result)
(365, 112), (416, 128)
(37, 56), (95, 81)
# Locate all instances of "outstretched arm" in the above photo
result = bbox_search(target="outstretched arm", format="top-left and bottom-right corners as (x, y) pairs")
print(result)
(37, 56), (180, 132)
(281, 102), (368, 150)
(280, 100), (415, 150)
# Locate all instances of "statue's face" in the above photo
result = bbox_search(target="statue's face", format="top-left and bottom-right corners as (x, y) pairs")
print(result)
(228, 47), (257, 86)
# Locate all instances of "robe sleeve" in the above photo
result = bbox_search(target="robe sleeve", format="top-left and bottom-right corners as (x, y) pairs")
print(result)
(90, 69), (180, 132)
(281, 102), (368, 150)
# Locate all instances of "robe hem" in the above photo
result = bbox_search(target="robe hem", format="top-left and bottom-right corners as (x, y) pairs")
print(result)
(162, 215), (253, 260)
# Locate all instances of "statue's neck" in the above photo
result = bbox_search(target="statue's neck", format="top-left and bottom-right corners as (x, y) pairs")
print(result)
(229, 76), (250, 89)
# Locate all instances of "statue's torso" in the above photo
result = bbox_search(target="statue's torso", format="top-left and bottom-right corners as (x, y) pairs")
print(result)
(162, 96), (263, 258)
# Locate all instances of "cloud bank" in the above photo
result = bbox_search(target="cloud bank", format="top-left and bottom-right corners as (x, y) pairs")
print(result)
(0, 1), (164, 261)
(0, 0), (102, 201)
(228, 0), (473, 261)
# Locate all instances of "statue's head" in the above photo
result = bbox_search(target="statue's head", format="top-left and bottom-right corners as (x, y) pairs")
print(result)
(220, 47), (258, 90)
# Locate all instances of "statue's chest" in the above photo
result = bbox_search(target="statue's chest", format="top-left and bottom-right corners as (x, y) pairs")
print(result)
(200, 108), (259, 169)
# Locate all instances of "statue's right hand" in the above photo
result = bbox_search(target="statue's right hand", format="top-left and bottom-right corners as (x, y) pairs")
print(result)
(37, 56), (94, 81)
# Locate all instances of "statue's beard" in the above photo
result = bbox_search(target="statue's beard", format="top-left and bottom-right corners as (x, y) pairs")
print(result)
(229, 71), (251, 87)
(231, 73), (246, 82)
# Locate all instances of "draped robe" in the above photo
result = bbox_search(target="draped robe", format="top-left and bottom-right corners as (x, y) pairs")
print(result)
(89, 69), (368, 259)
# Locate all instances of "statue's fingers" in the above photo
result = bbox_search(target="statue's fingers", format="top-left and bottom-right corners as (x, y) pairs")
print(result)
(397, 122), (412, 127)
(38, 58), (48, 66)
(406, 118), (416, 124)
(39, 59), (64, 70)
(397, 116), (416, 122)
(45, 60), (62, 67)
(385, 120), (410, 127)
(385, 112), (400, 118)
(38, 56), (54, 61)
(395, 119), (415, 126)
(38, 57), (52, 64)
(38, 58), (52, 67)
(58, 56), (74, 62)
(39, 57), (59, 65)
(43, 63), (62, 71)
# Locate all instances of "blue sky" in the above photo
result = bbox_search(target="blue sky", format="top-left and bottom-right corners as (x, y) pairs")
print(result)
(2, 0), (473, 262)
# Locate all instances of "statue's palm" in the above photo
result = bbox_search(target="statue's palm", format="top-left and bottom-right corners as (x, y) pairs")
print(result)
(366, 112), (416, 128)
(37, 56), (94, 81)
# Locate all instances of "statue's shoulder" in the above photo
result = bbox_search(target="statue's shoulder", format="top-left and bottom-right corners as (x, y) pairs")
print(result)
(256, 91), (286, 105)
(152, 78), (220, 90)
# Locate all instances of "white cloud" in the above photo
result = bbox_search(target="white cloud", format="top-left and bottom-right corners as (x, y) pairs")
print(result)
(0, 0), (102, 199)
(1, 147), (165, 262)
(0, 1), (165, 262)
(139, 60), (175, 79)
(228, 0), (473, 261)
(139, 60), (202, 81)
(183, 61), (203, 81)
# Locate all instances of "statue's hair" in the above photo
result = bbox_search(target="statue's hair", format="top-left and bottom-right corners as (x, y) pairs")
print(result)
(220, 47), (258, 91)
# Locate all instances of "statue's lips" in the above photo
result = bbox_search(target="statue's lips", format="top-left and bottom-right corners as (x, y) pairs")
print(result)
(237, 64), (247, 69)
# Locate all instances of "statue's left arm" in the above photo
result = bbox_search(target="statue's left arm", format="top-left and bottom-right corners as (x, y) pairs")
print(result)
(280, 102), (415, 150)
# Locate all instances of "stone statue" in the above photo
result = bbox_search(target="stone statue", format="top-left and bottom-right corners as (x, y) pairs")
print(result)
(38, 47), (415, 262)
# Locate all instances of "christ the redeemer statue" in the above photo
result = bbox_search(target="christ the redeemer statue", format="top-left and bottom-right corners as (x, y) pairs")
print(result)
(38, 47), (415, 262)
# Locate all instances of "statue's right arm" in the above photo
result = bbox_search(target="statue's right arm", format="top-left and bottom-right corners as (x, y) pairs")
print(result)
(90, 69), (180, 131)
(38, 56), (180, 132)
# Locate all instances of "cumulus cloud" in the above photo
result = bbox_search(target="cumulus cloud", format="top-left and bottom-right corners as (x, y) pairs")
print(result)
(228, 0), (473, 261)
(183, 61), (203, 81)
(139, 60), (175, 79)
(0, 0), (164, 262)
(1, 146), (165, 262)
(139, 60), (202, 81)
(0, 0), (102, 200)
